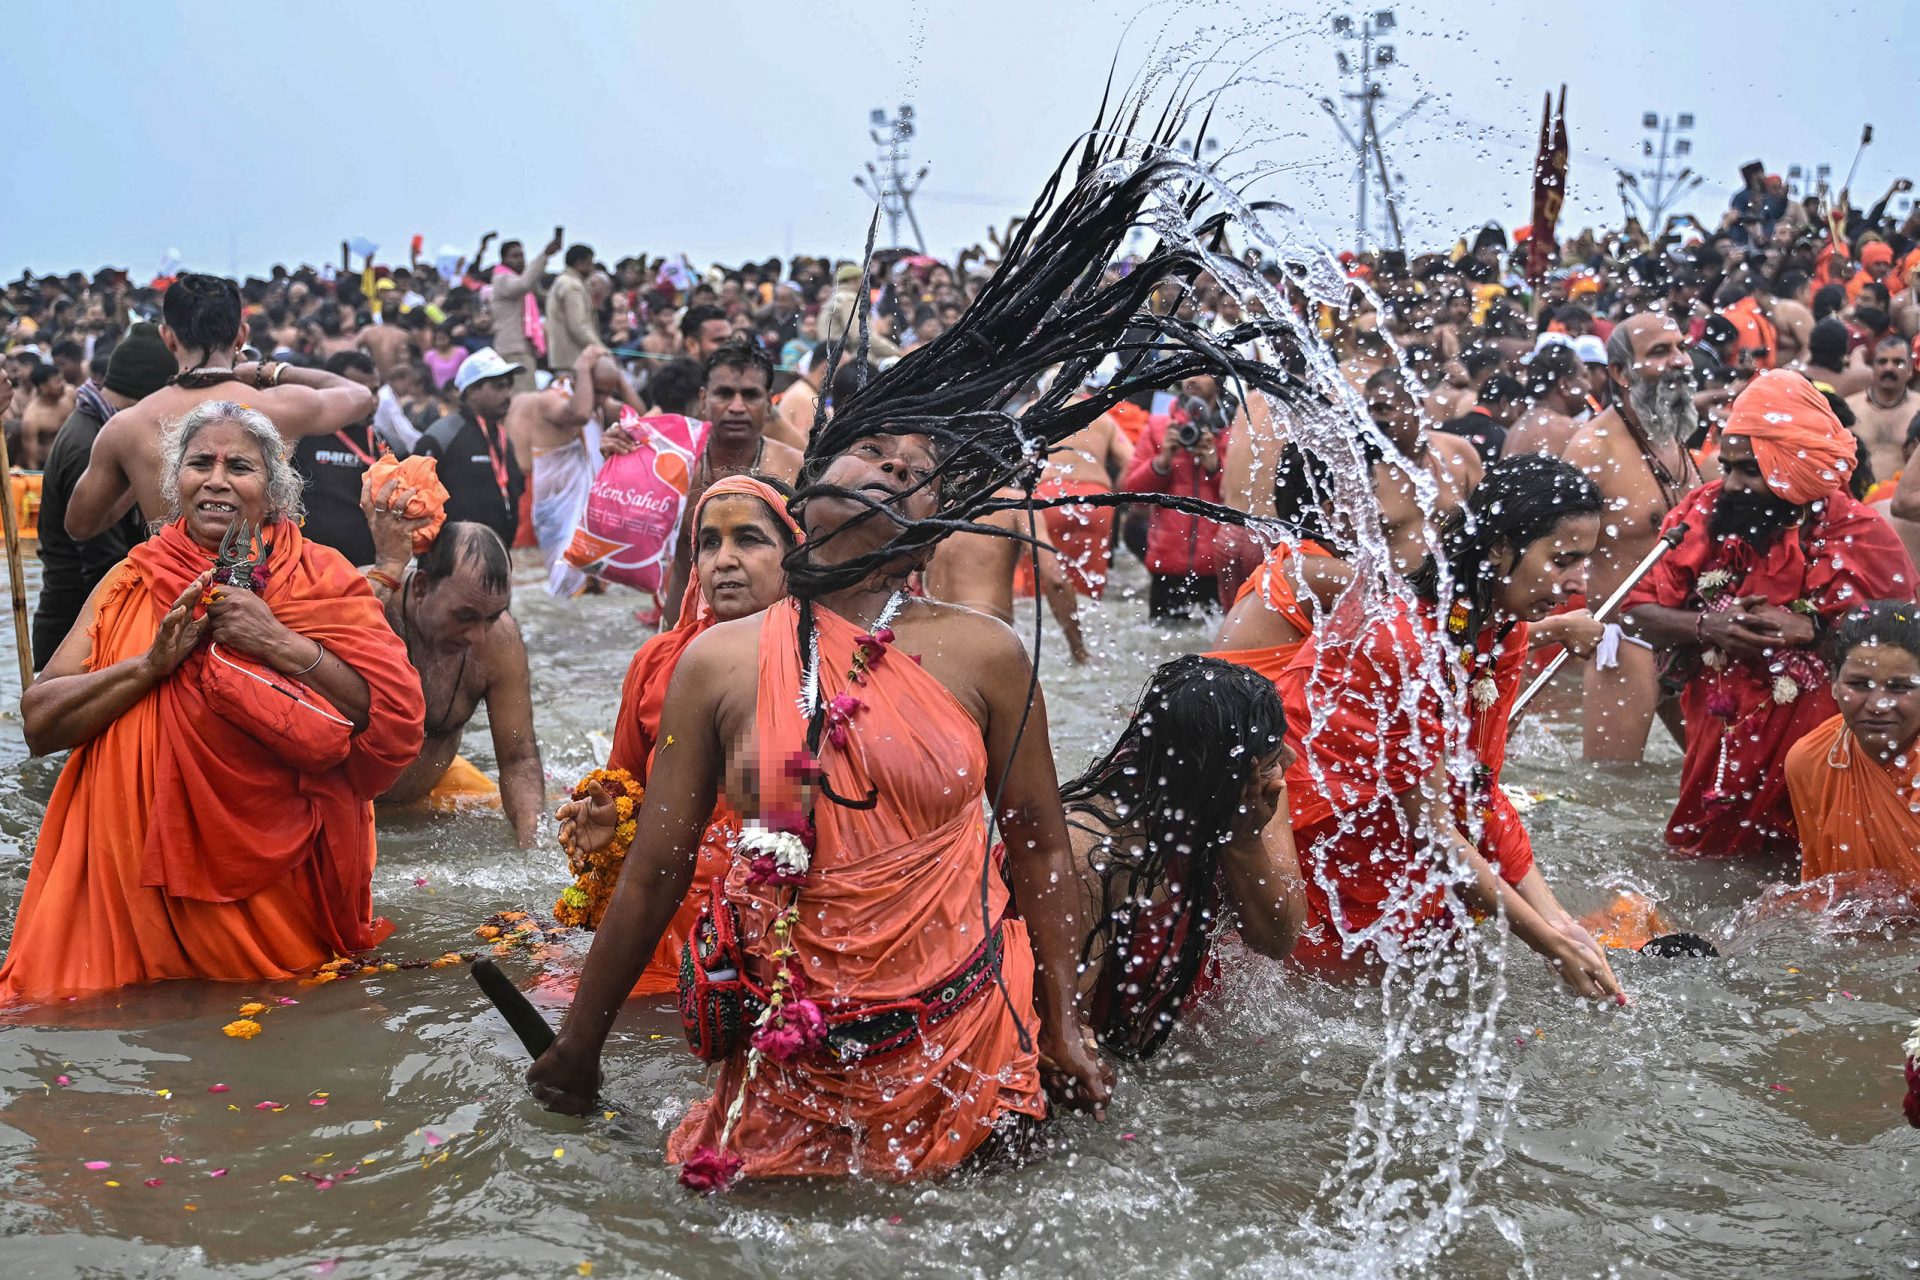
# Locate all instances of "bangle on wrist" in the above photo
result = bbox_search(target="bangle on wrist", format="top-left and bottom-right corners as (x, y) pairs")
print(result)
(365, 567), (402, 592)
(292, 640), (325, 677)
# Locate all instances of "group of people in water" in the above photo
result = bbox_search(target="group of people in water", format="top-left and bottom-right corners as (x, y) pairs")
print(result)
(5, 118), (1920, 1189)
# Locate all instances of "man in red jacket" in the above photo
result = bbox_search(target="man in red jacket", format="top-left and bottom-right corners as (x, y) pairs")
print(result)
(1121, 376), (1230, 620)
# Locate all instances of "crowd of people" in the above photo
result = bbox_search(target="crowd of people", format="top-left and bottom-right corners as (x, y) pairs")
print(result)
(4, 139), (1920, 1189)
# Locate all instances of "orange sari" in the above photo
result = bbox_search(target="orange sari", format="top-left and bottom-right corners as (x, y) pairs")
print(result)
(665, 603), (1044, 1179)
(1786, 715), (1920, 889)
(1206, 540), (1332, 684)
(0, 520), (424, 1005)
(604, 476), (797, 996)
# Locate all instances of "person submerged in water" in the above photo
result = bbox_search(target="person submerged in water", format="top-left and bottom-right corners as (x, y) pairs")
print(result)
(1274, 454), (1624, 999)
(1786, 600), (1920, 897)
(1061, 655), (1306, 1058)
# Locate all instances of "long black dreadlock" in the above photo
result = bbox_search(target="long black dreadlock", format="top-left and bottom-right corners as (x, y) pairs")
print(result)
(1061, 655), (1288, 1059)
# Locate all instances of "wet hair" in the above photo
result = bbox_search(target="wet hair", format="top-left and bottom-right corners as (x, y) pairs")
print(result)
(313, 303), (344, 338)
(1828, 599), (1920, 670)
(828, 358), (874, 403)
(1362, 365), (1412, 400)
(705, 336), (774, 389)
(647, 358), (705, 416)
(1812, 284), (1847, 322)
(157, 400), (304, 527)
(1271, 441), (1357, 553)
(416, 521), (510, 595)
(324, 349), (376, 378)
(679, 303), (728, 341)
(160, 273), (244, 367)
(1478, 372), (1525, 406)
(1774, 269), (1809, 299)
(1061, 655), (1288, 1058)
(1407, 452), (1602, 642)
(1808, 318), (1850, 369)
(1524, 342), (1583, 396)
(1460, 345), (1505, 380)
(1855, 306), (1892, 340)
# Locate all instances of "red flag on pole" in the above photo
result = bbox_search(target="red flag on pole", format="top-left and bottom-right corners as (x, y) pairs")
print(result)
(1528, 85), (1568, 286)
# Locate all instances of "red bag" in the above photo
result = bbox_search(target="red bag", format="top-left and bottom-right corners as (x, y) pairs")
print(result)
(196, 643), (354, 774)
(676, 880), (764, 1061)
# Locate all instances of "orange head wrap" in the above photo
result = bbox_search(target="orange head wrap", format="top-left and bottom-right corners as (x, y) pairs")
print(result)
(362, 453), (450, 553)
(1861, 241), (1895, 269)
(674, 474), (802, 629)
(1724, 369), (1857, 505)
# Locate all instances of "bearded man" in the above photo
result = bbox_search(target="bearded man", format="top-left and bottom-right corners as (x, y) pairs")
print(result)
(1564, 315), (1706, 761)
(1623, 371), (1916, 858)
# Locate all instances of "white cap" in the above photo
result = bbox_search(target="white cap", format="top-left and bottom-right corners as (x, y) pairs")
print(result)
(454, 346), (524, 393)
(1572, 334), (1608, 364)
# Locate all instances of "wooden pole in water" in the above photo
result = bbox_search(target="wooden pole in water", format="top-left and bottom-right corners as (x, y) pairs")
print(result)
(0, 427), (32, 694)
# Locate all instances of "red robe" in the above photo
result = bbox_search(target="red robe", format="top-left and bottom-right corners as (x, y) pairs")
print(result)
(1624, 483), (1918, 858)
(0, 520), (424, 1004)
(1206, 540), (1332, 684)
(1276, 596), (1533, 970)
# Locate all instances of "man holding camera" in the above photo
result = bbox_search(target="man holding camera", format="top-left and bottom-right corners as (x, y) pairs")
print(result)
(1120, 374), (1232, 620)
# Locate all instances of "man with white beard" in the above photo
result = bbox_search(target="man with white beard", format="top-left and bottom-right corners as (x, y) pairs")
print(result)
(1563, 314), (1707, 762)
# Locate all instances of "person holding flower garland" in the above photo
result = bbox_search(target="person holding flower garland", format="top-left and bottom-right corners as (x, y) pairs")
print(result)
(1623, 371), (1916, 858)
(1274, 454), (1623, 997)
(555, 473), (801, 998)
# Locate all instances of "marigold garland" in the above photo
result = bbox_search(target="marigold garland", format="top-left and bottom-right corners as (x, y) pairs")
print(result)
(554, 769), (644, 929)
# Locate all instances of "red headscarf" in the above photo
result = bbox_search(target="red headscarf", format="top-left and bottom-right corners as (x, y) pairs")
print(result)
(1723, 369), (1857, 505)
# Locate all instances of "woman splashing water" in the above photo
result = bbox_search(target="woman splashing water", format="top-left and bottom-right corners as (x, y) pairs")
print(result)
(1276, 454), (1624, 999)
(0, 402), (423, 1004)
(1062, 655), (1306, 1059)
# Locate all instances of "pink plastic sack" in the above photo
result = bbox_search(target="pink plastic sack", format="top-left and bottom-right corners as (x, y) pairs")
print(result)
(564, 411), (709, 606)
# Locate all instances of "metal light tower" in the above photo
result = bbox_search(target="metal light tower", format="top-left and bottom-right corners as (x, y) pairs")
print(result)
(1616, 111), (1704, 231)
(1319, 9), (1425, 253)
(853, 104), (928, 253)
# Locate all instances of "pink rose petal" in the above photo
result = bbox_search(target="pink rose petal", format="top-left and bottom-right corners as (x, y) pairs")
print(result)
(422, 1129), (443, 1146)
(83, 1161), (111, 1170)
(55, 1075), (71, 1087)
(143, 1178), (164, 1188)
(208, 1168), (229, 1177)
(413, 877), (428, 887)
(278, 997), (299, 1006)
(208, 1084), (230, 1093)
(255, 1101), (282, 1110)
(308, 1098), (327, 1107)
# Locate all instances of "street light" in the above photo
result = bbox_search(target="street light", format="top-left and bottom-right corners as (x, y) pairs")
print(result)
(1621, 109), (1697, 229)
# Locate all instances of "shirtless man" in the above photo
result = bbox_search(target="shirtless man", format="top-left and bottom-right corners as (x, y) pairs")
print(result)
(362, 511), (544, 847)
(1844, 334), (1916, 483)
(1502, 342), (1589, 458)
(306, 303), (360, 362)
(1563, 314), (1704, 762)
(67, 273), (375, 540)
(679, 304), (734, 363)
(19, 363), (74, 469)
(1424, 346), (1502, 425)
(1364, 367), (1482, 573)
(925, 495), (1090, 664)
(769, 343), (828, 450)
(659, 340), (803, 619)
(1031, 391), (1135, 596)
(1804, 318), (1872, 400)
(1875, 413), (1920, 567)
(356, 309), (421, 380)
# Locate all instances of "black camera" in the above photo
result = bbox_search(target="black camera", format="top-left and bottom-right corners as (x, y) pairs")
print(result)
(1174, 418), (1205, 448)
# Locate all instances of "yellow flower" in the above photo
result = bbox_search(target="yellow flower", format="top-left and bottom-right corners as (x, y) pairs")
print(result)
(236, 1002), (268, 1017)
(222, 1019), (263, 1040)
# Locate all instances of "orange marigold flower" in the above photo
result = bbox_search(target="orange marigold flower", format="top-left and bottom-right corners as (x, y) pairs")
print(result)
(222, 1019), (263, 1040)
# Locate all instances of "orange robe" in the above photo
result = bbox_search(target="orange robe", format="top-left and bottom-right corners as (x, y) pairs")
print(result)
(0, 520), (424, 1005)
(665, 603), (1044, 1179)
(1206, 540), (1330, 684)
(1014, 476), (1116, 598)
(1275, 598), (1534, 970)
(606, 623), (738, 997)
(1786, 715), (1920, 889)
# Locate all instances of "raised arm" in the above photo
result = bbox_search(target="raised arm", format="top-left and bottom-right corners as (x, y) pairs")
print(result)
(234, 361), (378, 439)
(527, 643), (724, 1113)
(483, 616), (546, 848)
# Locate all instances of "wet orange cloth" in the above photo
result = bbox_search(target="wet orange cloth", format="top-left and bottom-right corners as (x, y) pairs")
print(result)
(1106, 400), (1151, 446)
(1276, 598), (1534, 970)
(1206, 540), (1331, 685)
(1012, 477), (1116, 599)
(1724, 369), (1858, 504)
(0, 520), (424, 1005)
(1577, 889), (1678, 951)
(362, 454), (450, 552)
(422, 754), (501, 812)
(665, 602), (1045, 1180)
(606, 476), (798, 997)
(1786, 715), (1920, 888)
(1721, 296), (1777, 370)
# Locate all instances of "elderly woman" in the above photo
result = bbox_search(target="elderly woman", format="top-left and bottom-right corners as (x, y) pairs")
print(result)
(0, 402), (423, 1005)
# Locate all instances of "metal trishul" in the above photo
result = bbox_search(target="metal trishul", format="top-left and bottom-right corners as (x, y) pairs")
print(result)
(212, 520), (267, 590)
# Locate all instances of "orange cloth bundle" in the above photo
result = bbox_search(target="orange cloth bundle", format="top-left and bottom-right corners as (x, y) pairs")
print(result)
(362, 454), (450, 552)
(1724, 369), (1856, 504)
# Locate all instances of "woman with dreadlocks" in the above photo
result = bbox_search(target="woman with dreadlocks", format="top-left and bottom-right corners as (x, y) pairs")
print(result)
(1063, 656), (1306, 1058)
(1275, 453), (1624, 998)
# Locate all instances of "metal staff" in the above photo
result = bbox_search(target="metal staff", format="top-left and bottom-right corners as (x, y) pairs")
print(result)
(1508, 521), (1689, 724)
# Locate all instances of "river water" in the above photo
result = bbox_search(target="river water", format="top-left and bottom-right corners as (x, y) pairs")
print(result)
(2, 555), (1916, 1279)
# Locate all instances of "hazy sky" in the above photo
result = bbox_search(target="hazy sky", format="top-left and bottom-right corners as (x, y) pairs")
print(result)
(4, 0), (1915, 278)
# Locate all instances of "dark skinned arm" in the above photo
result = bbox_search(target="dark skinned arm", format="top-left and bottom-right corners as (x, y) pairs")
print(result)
(1217, 802), (1306, 961)
(483, 617), (545, 848)
(527, 647), (723, 1114)
(65, 422), (142, 540)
